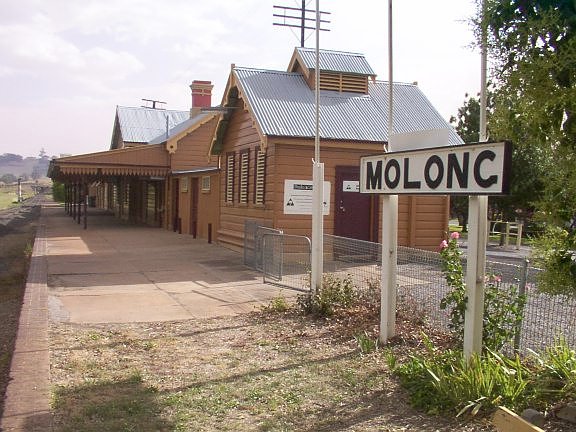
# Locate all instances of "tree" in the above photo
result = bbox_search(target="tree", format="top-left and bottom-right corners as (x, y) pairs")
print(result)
(0, 173), (17, 184)
(449, 90), (541, 230)
(449, 94), (482, 231)
(479, 0), (576, 295)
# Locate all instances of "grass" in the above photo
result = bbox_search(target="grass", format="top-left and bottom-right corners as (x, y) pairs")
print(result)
(0, 184), (36, 210)
(49, 311), (487, 432)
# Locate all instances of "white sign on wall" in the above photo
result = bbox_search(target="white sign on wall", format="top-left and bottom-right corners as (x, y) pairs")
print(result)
(342, 180), (360, 192)
(284, 180), (331, 215)
(360, 141), (512, 195)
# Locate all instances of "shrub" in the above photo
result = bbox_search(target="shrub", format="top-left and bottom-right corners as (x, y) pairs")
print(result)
(261, 293), (290, 313)
(391, 336), (576, 417)
(439, 232), (526, 350)
(52, 181), (65, 202)
(297, 274), (357, 316)
(532, 226), (576, 297)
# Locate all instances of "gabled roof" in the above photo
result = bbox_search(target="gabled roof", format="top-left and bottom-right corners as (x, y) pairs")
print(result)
(148, 111), (219, 145)
(288, 47), (376, 76)
(112, 106), (190, 147)
(232, 67), (463, 146)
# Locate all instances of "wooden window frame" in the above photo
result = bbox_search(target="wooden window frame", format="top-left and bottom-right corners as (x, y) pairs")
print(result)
(239, 150), (250, 204)
(225, 152), (235, 204)
(254, 148), (266, 205)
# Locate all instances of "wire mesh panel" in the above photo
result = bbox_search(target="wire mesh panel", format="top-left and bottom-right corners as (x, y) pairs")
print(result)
(320, 236), (575, 354)
(323, 235), (381, 288)
(243, 220), (259, 269)
(262, 234), (311, 291)
(517, 267), (576, 353)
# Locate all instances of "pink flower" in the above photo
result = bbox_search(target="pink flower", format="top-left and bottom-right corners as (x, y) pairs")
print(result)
(450, 231), (460, 240)
(439, 240), (448, 250)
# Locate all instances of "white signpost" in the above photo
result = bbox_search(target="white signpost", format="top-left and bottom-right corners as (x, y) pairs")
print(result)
(360, 140), (512, 355)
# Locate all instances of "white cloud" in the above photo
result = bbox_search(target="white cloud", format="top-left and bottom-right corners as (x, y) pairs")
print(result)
(0, 0), (482, 157)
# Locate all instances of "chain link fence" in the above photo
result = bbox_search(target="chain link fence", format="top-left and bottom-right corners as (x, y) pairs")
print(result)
(245, 222), (575, 354)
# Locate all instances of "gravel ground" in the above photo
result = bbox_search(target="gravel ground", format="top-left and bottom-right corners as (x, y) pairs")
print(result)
(49, 308), (498, 432)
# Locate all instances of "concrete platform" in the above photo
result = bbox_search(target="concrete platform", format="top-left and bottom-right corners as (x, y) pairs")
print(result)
(44, 206), (293, 324)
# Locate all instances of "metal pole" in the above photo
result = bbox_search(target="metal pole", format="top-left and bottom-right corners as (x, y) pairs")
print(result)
(514, 258), (529, 351)
(301, 0), (305, 47)
(380, 0), (398, 343)
(310, 0), (324, 294)
(464, 0), (489, 358)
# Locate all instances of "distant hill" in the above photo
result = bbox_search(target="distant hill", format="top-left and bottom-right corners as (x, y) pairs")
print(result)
(0, 152), (54, 182)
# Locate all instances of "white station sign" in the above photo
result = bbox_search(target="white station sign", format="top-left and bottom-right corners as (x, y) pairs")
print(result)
(284, 180), (331, 215)
(360, 141), (512, 195)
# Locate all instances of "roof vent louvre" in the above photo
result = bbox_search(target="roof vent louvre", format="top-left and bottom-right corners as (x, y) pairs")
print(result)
(319, 72), (368, 93)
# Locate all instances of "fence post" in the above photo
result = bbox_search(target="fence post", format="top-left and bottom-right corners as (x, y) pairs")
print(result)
(514, 258), (529, 351)
(516, 223), (523, 250)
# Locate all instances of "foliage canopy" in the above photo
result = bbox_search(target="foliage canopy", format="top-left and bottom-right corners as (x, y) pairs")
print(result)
(478, 0), (576, 295)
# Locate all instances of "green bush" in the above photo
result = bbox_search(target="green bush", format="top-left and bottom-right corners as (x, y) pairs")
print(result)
(532, 226), (576, 296)
(390, 337), (576, 417)
(52, 181), (65, 202)
(297, 274), (357, 316)
(439, 233), (526, 350)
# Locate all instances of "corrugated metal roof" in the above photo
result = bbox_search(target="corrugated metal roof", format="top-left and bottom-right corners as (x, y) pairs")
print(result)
(117, 106), (189, 144)
(296, 47), (376, 76)
(148, 112), (213, 144)
(234, 67), (463, 146)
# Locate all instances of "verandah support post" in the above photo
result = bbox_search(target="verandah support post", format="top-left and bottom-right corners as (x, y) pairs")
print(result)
(83, 182), (88, 230)
(72, 183), (77, 220)
(77, 182), (81, 225)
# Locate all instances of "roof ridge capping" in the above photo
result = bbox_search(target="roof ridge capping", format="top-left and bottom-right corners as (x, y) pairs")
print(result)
(297, 46), (366, 57)
(290, 46), (376, 77)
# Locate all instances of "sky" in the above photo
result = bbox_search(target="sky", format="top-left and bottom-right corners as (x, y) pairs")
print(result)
(0, 0), (482, 158)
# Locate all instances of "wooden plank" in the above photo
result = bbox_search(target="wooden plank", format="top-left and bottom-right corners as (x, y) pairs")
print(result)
(493, 407), (545, 432)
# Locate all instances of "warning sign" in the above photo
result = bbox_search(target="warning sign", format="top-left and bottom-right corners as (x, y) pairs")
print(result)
(283, 180), (331, 215)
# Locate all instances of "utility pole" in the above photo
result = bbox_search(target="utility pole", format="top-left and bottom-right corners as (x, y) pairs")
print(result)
(464, 0), (489, 359)
(379, 0), (398, 344)
(273, 1), (330, 47)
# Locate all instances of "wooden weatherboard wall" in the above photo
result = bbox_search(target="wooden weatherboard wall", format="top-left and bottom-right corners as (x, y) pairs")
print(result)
(217, 98), (274, 251)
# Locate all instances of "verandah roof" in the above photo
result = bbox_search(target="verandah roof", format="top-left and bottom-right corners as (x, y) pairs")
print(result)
(49, 144), (170, 179)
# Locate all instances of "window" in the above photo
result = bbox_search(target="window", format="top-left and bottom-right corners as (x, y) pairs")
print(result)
(226, 153), (235, 203)
(239, 151), (249, 204)
(201, 175), (211, 192)
(254, 149), (266, 205)
(180, 177), (188, 193)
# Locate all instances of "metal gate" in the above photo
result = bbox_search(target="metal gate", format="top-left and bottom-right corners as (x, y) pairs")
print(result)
(262, 233), (311, 291)
(243, 220), (283, 271)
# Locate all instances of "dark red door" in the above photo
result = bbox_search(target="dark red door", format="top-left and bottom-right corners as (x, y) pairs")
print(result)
(334, 166), (375, 241)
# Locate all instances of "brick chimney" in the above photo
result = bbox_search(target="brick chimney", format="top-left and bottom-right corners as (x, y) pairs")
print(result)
(190, 80), (213, 117)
